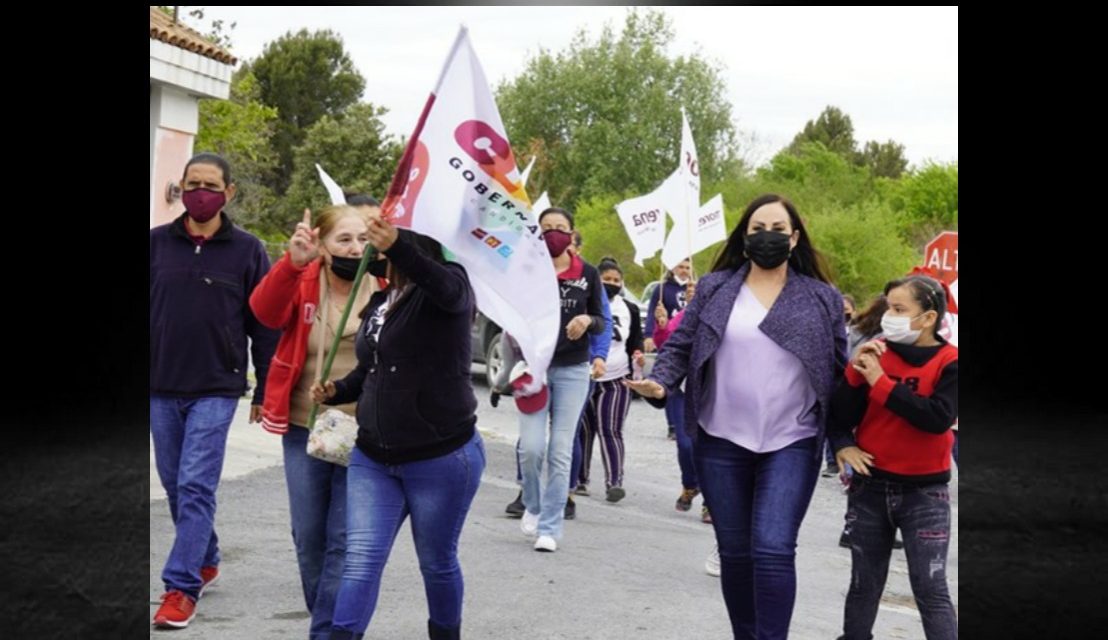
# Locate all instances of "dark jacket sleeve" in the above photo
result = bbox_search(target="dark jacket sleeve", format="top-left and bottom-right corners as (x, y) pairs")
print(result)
(245, 241), (280, 405)
(328, 362), (367, 406)
(881, 361), (959, 434)
(828, 288), (850, 378)
(828, 368), (869, 452)
(625, 299), (644, 359)
(645, 278), (713, 407)
(328, 322), (370, 406)
(384, 235), (473, 315)
(585, 266), (607, 335)
(644, 282), (662, 336)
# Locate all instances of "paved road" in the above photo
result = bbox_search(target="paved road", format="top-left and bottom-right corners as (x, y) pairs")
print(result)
(150, 368), (957, 638)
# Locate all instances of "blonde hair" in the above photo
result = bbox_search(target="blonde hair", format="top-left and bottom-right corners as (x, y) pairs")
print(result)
(314, 204), (369, 241)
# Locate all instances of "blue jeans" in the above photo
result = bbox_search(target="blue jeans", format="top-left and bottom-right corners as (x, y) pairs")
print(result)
(667, 389), (698, 489)
(569, 380), (596, 488)
(840, 476), (957, 640)
(515, 379), (593, 490)
(518, 362), (591, 539)
(150, 395), (240, 600)
(330, 433), (486, 634)
(695, 428), (820, 640)
(284, 426), (347, 640)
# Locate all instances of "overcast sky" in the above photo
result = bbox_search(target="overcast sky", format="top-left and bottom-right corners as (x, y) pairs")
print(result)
(197, 5), (957, 168)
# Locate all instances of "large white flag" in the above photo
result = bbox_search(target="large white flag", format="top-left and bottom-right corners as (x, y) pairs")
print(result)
(615, 169), (680, 265)
(677, 107), (701, 224)
(380, 27), (560, 384)
(661, 192), (727, 270)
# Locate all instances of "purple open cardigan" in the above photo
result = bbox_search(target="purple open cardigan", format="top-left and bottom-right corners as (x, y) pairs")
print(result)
(647, 263), (848, 459)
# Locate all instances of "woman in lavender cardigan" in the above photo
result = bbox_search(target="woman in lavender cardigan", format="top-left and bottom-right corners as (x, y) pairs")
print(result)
(627, 194), (848, 640)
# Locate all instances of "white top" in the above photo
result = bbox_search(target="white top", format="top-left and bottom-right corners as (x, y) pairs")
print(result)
(698, 285), (821, 453)
(599, 296), (631, 382)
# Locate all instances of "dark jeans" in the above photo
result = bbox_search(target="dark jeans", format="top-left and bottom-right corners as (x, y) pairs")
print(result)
(667, 388), (698, 489)
(694, 428), (820, 640)
(840, 476), (957, 640)
(283, 426), (347, 640)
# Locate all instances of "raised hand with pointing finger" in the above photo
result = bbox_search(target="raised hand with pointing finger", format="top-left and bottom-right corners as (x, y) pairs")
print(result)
(289, 208), (320, 267)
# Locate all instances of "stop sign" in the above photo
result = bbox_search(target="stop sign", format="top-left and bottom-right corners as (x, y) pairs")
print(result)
(924, 231), (958, 285)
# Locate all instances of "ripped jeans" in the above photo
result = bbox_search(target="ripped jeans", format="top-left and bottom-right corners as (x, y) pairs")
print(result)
(839, 476), (957, 640)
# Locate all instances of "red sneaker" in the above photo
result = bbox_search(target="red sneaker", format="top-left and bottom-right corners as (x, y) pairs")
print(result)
(199, 565), (219, 598)
(152, 590), (196, 628)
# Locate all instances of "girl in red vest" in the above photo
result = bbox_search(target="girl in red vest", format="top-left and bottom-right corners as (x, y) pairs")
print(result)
(829, 274), (958, 640)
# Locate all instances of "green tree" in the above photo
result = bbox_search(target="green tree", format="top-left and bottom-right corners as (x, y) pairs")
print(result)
(788, 106), (858, 158)
(858, 139), (909, 179)
(755, 142), (874, 211)
(789, 106), (909, 179)
(805, 200), (921, 300)
(283, 103), (403, 228)
(879, 161), (958, 248)
(497, 8), (742, 211)
(243, 29), (366, 193)
(195, 70), (281, 233)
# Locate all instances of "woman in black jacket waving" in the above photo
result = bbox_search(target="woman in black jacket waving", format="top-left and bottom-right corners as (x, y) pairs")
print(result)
(313, 212), (484, 640)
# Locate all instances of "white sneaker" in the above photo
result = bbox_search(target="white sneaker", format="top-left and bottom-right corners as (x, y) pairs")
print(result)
(705, 544), (721, 577)
(521, 510), (539, 536)
(534, 535), (557, 552)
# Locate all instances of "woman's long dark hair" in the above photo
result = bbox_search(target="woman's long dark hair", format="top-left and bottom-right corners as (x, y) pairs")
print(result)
(710, 194), (833, 284)
(852, 295), (889, 340)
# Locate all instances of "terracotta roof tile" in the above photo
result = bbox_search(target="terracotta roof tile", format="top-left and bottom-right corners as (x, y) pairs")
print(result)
(149, 7), (237, 66)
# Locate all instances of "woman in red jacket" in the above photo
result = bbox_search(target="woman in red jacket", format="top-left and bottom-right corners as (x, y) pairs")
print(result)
(829, 275), (958, 640)
(248, 201), (382, 640)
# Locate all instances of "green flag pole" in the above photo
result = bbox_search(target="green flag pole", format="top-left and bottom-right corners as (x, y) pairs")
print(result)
(306, 246), (378, 429)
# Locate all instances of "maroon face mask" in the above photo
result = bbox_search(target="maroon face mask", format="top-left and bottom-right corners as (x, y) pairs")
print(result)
(543, 229), (573, 258)
(182, 189), (227, 223)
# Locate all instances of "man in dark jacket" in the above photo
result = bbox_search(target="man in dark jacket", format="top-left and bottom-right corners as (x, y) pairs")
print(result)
(149, 153), (278, 629)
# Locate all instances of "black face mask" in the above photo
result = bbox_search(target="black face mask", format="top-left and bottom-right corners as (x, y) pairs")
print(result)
(329, 255), (363, 282)
(366, 258), (389, 278)
(745, 231), (792, 269)
(603, 283), (621, 299)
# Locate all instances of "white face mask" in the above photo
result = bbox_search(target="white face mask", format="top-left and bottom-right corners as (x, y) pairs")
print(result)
(674, 276), (689, 286)
(881, 312), (925, 344)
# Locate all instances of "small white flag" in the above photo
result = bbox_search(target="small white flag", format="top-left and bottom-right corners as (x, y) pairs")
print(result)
(315, 163), (347, 206)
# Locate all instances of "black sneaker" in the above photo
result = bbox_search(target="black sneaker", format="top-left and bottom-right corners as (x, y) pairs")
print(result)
(822, 463), (840, 478)
(573, 484), (589, 496)
(667, 426), (677, 441)
(564, 497), (576, 520)
(606, 486), (626, 503)
(839, 531), (851, 548)
(505, 491), (525, 518)
(893, 535), (904, 549)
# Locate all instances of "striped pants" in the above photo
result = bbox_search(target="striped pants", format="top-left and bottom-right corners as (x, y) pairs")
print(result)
(578, 378), (633, 489)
